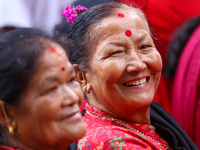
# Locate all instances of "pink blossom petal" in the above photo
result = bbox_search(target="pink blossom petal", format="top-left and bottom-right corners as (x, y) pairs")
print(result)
(61, 5), (88, 26)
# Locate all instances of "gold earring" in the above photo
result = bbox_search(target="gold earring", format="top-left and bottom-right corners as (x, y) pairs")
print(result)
(82, 85), (88, 93)
(80, 69), (88, 93)
(9, 126), (14, 135)
(0, 100), (14, 135)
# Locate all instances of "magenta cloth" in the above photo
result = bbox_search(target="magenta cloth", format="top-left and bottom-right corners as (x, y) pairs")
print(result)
(172, 25), (200, 148)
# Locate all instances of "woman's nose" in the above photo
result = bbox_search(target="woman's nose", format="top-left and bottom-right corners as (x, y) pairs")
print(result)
(126, 50), (146, 73)
(61, 86), (79, 106)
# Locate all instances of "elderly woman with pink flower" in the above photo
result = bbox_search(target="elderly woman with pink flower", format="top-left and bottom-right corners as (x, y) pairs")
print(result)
(60, 1), (198, 150)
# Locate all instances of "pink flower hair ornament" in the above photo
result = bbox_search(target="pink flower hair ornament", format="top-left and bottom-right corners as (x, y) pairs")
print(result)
(61, 5), (88, 26)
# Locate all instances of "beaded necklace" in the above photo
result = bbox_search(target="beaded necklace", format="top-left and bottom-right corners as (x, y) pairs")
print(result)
(86, 110), (172, 150)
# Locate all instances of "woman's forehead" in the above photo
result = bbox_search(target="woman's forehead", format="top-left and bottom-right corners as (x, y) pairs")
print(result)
(92, 12), (149, 44)
(95, 10), (147, 33)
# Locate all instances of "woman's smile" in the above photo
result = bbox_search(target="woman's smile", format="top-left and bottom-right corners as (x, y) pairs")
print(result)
(61, 111), (82, 122)
(122, 77), (150, 87)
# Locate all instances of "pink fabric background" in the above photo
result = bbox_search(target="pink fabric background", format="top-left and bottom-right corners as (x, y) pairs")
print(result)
(172, 25), (200, 148)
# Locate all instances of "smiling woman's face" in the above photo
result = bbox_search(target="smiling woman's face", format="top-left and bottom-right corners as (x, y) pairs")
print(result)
(11, 42), (86, 149)
(86, 10), (162, 121)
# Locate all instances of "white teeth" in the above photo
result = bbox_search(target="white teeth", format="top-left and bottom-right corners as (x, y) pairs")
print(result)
(125, 78), (147, 86)
(140, 78), (146, 84)
(139, 79), (143, 84)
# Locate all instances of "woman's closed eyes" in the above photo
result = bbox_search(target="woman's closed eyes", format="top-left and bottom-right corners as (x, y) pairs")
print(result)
(140, 45), (151, 50)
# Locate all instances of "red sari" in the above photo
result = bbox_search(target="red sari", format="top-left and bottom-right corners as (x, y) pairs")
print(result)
(0, 146), (19, 150)
(78, 103), (171, 150)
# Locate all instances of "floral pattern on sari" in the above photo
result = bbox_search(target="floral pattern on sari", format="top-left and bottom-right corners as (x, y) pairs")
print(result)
(78, 103), (171, 150)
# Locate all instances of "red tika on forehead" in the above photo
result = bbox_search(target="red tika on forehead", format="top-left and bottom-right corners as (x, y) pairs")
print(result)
(125, 30), (132, 37)
(50, 46), (57, 53)
(117, 13), (125, 18)
(62, 67), (65, 71)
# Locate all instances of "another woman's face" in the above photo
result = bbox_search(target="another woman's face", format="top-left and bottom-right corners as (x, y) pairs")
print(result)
(12, 43), (86, 149)
(87, 10), (162, 118)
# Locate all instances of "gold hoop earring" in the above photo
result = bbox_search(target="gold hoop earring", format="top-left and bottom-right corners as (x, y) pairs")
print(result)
(80, 69), (88, 93)
(0, 100), (14, 135)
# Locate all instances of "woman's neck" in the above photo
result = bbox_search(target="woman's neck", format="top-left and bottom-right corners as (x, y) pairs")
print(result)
(87, 93), (151, 124)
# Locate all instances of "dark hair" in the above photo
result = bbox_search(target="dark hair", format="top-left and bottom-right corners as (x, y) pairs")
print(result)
(67, 2), (150, 69)
(0, 28), (73, 146)
(163, 16), (200, 78)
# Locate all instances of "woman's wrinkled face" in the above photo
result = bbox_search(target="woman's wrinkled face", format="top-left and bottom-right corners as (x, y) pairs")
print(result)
(86, 10), (162, 119)
(11, 42), (86, 149)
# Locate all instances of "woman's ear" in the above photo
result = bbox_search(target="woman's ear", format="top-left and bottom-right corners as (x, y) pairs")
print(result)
(73, 64), (83, 85)
(0, 102), (16, 134)
(73, 64), (92, 93)
(0, 103), (7, 127)
(85, 72), (92, 93)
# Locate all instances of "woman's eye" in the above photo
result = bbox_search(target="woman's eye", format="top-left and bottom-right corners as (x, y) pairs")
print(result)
(140, 45), (151, 49)
(110, 51), (122, 56)
(47, 87), (57, 93)
(112, 51), (120, 55)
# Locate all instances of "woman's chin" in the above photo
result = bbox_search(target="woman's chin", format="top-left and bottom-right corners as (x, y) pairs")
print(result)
(68, 122), (86, 140)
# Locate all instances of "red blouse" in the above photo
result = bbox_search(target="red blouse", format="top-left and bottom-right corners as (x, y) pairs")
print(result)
(78, 103), (171, 150)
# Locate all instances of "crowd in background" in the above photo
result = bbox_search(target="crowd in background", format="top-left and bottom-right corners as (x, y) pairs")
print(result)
(0, 0), (76, 33)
